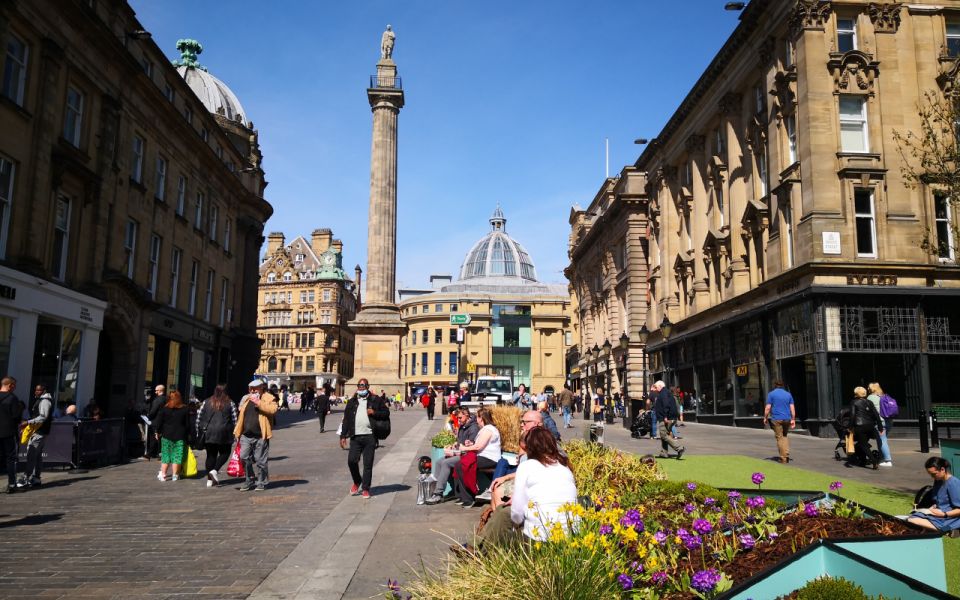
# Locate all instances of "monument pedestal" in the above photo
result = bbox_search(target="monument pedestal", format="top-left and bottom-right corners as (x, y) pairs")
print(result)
(346, 306), (406, 397)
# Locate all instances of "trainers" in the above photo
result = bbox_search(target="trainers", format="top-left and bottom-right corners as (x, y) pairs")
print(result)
(462, 500), (477, 508)
(424, 494), (443, 505)
(676, 447), (685, 460)
(255, 484), (266, 491)
(475, 489), (493, 501)
(208, 469), (220, 486)
(879, 461), (893, 467)
(237, 484), (254, 492)
(157, 472), (166, 482)
(361, 490), (371, 499)
(171, 475), (180, 481)
(350, 484), (361, 496)
(2, 485), (15, 494)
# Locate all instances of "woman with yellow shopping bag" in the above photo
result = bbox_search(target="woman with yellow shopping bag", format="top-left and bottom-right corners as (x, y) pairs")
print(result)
(153, 390), (190, 482)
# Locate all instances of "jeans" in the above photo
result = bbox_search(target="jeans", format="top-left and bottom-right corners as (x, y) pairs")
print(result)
(24, 433), (47, 480)
(649, 410), (657, 438)
(491, 457), (518, 481)
(204, 442), (232, 473)
(877, 417), (892, 462)
(562, 405), (571, 428)
(347, 434), (377, 491)
(1, 436), (16, 488)
(239, 435), (270, 486)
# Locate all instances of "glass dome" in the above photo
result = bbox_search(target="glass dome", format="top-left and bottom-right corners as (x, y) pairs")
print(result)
(459, 207), (538, 282)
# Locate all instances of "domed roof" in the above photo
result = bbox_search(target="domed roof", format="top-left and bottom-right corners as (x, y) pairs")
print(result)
(459, 206), (537, 282)
(173, 39), (249, 125)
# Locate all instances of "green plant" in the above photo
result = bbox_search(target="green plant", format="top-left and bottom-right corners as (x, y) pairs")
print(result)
(430, 430), (456, 449)
(563, 439), (665, 501)
(489, 405), (522, 453)
(791, 576), (873, 600)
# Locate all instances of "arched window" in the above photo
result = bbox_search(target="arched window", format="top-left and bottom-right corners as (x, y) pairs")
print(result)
(283, 271), (292, 282)
(267, 356), (278, 372)
(267, 272), (276, 283)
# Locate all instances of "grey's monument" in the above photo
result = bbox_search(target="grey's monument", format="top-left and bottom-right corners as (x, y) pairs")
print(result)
(347, 26), (407, 396)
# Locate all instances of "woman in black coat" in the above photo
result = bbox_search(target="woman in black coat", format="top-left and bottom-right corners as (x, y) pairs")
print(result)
(196, 385), (237, 486)
(850, 386), (883, 470)
(154, 391), (190, 481)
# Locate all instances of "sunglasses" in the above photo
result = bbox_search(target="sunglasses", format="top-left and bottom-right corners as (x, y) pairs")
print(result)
(520, 419), (539, 425)
(358, 384), (368, 388)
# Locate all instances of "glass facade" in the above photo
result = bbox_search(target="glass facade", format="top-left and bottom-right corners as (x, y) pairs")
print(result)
(32, 320), (83, 413)
(492, 304), (531, 387)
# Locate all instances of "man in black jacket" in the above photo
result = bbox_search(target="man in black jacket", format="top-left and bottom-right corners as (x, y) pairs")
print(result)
(0, 377), (23, 493)
(653, 381), (685, 459)
(316, 385), (332, 432)
(145, 385), (166, 458)
(851, 386), (882, 469)
(339, 378), (390, 499)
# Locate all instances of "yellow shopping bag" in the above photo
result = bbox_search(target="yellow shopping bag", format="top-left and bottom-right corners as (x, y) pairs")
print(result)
(20, 422), (38, 444)
(183, 448), (198, 478)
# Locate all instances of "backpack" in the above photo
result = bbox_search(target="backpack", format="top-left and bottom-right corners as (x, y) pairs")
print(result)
(371, 398), (391, 440)
(879, 394), (899, 418)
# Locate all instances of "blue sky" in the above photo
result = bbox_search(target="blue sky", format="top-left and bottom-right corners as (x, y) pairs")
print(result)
(130, 1), (741, 288)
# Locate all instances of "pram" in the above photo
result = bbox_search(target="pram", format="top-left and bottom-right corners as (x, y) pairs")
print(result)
(631, 410), (653, 439)
(832, 407), (880, 465)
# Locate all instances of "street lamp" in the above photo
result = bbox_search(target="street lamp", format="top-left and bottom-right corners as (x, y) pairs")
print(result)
(618, 331), (630, 428)
(659, 315), (674, 340)
(601, 340), (614, 424)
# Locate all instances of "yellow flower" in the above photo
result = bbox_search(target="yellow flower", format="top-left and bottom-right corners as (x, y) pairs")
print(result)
(621, 527), (639, 543)
(635, 544), (648, 559)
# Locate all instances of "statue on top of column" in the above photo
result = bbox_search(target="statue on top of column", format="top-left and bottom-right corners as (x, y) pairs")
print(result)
(380, 25), (395, 60)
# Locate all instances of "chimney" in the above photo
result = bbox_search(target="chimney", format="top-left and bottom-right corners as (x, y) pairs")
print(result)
(354, 264), (363, 310)
(331, 239), (343, 254)
(311, 228), (332, 255)
(266, 232), (285, 255)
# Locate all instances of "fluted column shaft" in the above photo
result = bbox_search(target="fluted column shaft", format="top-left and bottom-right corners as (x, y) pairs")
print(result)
(365, 99), (399, 307)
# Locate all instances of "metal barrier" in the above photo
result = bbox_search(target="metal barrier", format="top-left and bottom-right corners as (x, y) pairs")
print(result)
(16, 420), (77, 467)
(76, 418), (125, 467)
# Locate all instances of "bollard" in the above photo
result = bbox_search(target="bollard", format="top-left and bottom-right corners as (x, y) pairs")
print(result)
(920, 409), (929, 454)
(931, 410), (940, 449)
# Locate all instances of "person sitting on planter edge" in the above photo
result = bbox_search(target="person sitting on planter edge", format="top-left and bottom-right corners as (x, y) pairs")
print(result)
(908, 457), (960, 534)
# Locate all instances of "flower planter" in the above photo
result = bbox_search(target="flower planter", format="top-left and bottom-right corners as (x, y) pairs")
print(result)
(720, 487), (824, 508)
(722, 540), (954, 600)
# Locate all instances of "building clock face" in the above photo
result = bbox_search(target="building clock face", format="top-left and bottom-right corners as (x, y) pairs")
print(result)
(276, 259), (284, 267)
(323, 253), (335, 266)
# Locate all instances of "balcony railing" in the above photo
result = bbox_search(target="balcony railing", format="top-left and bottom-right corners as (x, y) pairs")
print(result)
(369, 75), (402, 90)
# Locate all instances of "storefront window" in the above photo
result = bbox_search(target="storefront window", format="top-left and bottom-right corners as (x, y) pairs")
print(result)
(190, 348), (205, 400)
(59, 327), (81, 408)
(167, 340), (181, 392)
(715, 360), (734, 414)
(144, 334), (156, 385)
(734, 362), (764, 416)
(32, 321), (82, 413)
(695, 365), (714, 414)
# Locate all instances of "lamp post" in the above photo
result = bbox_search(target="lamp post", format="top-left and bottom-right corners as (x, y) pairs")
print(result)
(659, 315), (673, 388)
(619, 331), (630, 428)
(590, 343), (600, 418)
(602, 339), (613, 424)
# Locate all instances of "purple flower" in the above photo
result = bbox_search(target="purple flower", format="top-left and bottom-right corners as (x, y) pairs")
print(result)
(804, 503), (819, 517)
(651, 571), (669, 586)
(829, 480), (844, 492)
(682, 533), (703, 550)
(751, 472), (766, 486)
(769, 531), (779, 539)
(599, 524), (613, 536)
(691, 569), (723, 594)
(727, 490), (742, 503)
(684, 502), (696, 514)
(739, 533), (755, 548)
(692, 518), (713, 535)
(654, 530), (667, 544)
(618, 574), (634, 591)
(746, 496), (766, 510)
(620, 509), (644, 532)
(704, 497), (716, 507)
(387, 579), (401, 600)
(687, 482), (697, 491)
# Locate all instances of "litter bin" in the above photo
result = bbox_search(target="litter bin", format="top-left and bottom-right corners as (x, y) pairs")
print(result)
(587, 422), (605, 445)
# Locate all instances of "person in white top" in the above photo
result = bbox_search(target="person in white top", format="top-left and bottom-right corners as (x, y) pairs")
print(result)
(453, 407), (501, 507)
(510, 427), (578, 541)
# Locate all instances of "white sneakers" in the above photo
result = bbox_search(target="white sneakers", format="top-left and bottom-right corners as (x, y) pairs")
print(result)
(879, 461), (893, 467)
(207, 470), (219, 487)
(157, 471), (165, 482)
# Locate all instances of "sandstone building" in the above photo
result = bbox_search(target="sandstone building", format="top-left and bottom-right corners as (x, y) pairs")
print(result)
(256, 230), (358, 394)
(0, 0), (271, 413)
(637, 0), (960, 434)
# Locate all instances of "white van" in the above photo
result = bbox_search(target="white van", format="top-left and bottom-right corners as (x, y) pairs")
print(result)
(465, 376), (514, 408)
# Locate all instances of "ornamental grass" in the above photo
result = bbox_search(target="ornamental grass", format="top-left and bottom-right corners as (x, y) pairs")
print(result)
(563, 439), (666, 501)
(489, 405), (522, 453)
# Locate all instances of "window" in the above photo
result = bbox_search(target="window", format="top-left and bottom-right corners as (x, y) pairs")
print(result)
(412, 306), (417, 315)
(169, 247), (182, 308)
(322, 289), (331, 302)
(854, 188), (877, 257)
(785, 115), (798, 163)
(216, 145), (223, 159)
(141, 57), (153, 78)
(0, 157), (14, 259)
(308, 290), (315, 302)
(935, 193), (954, 260)
(294, 357), (302, 373)
(131, 135), (145, 183)
(223, 218), (231, 252)
(715, 128), (725, 158)
(948, 21), (960, 57)
(267, 357), (277, 372)
(164, 84), (174, 102)
(266, 272), (275, 283)
(423, 304), (429, 313)
(449, 351), (458, 374)
(434, 328), (442, 343)
(784, 38), (794, 67)
(782, 199), (794, 268)
(837, 18), (857, 53)
(194, 191), (204, 229)
(421, 352), (427, 375)
(176, 176), (186, 215)
(188, 260), (199, 315)
(184, 107), (193, 125)
(305, 356), (314, 372)
(435, 303), (443, 312)
(449, 328), (457, 343)
(434, 352), (442, 375)
(421, 329), (427, 344)
(147, 234), (161, 299)
(299, 291), (307, 303)
(682, 161), (693, 188)
(154, 156), (166, 201)
(200, 127), (208, 142)
(51, 196), (70, 280)
(294, 253), (304, 263)
(411, 353), (417, 373)
(283, 271), (292, 282)
(757, 144), (768, 197)
(219, 277), (228, 326)
(716, 185), (725, 226)
(754, 84), (765, 115)
(63, 87), (83, 147)
(839, 96), (868, 153)
(2, 34), (28, 106)
(123, 219), (137, 278)
(412, 331), (417, 345)
(204, 269), (214, 321)
(450, 304), (458, 311)
(209, 205), (218, 241)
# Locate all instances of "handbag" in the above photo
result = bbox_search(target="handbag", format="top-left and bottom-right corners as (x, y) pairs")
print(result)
(844, 431), (855, 454)
(226, 441), (245, 478)
(372, 416), (391, 440)
(20, 422), (38, 444)
(183, 448), (198, 478)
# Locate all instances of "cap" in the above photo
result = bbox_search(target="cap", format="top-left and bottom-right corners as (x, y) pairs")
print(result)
(248, 378), (266, 388)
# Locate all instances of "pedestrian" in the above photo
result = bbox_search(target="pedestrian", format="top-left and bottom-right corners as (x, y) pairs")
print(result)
(647, 385), (657, 439)
(316, 384), (332, 432)
(279, 385), (290, 411)
(514, 383), (531, 409)
(426, 386), (436, 421)
(153, 390), (190, 482)
(653, 381), (684, 459)
(234, 379), (279, 491)
(0, 377), (23, 494)
(592, 387), (605, 422)
(762, 379), (795, 464)
(849, 386), (882, 470)
(424, 407), (480, 505)
(340, 378), (390, 499)
(907, 457), (960, 533)
(145, 384), (166, 458)
(557, 383), (574, 429)
(867, 382), (893, 467)
(196, 384), (237, 487)
(538, 401), (561, 440)
(20, 384), (53, 488)
(457, 381), (471, 405)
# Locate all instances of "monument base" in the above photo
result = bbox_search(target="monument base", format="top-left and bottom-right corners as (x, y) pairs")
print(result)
(346, 306), (407, 398)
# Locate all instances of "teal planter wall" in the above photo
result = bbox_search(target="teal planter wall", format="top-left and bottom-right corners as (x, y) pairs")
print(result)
(835, 538), (947, 592)
(942, 438), (960, 475)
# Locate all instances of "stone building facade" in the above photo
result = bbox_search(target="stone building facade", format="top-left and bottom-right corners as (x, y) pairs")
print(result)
(638, 0), (960, 434)
(0, 0), (272, 414)
(256, 230), (357, 394)
(565, 168), (650, 422)
(399, 208), (572, 397)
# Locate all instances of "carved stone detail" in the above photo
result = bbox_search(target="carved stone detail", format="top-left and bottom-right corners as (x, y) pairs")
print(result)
(937, 58), (960, 98)
(685, 134), (705, 153)
(828, 50), (879, 96)
(770, 68), (798, 118)
(757, 37), (776, 68)
(868, 2), (902, 34)
(790, 0), (832, 37)
(718, 92), (743, 116)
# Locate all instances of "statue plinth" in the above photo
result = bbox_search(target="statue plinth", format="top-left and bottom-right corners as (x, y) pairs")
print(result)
(347, 308), (406, 397)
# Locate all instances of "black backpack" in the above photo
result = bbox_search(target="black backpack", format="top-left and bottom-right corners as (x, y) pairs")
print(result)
(371, 398), (391, 440)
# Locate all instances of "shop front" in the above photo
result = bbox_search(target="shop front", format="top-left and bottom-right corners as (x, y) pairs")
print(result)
(144, 308), (221, 402)
(0, 265), (106, 415)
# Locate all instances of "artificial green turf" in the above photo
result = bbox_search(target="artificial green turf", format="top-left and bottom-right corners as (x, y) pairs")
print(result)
(654, 455), (960, 596)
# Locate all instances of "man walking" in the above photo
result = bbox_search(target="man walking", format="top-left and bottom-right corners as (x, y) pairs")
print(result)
(234, 379), (278, 491)
(340, 378), (390, 499)
(425, 386), (436, 421)
(316, 384), (332, 432)
(557, 383), (574, 429)
(653, 381), (684, 459)
(21, 384), (53, 488)
(0, 377), (22, 494)
(763, 380), (795, 464)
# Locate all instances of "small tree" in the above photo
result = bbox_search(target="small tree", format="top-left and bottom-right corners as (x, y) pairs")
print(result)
(892, 90), (960, 262)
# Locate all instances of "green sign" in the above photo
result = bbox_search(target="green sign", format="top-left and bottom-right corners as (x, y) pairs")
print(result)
(450, 313), (471, 325)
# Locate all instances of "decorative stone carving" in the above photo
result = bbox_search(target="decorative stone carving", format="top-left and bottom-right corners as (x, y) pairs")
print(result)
(868, 2), (901, 34)
(770, 68), (798, 118)
(718, 92), (743, 116)
(937, 59), (960, 98)
(757, 37), (776, 68)
(790, 0), (832, 37)
(381, 25), (395, 60)
(828, 50), (879, 96)
(746, 113), (768, 152)
(685, 134), (705, 153)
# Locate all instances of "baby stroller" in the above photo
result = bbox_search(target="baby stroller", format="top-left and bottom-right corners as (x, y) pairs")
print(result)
(832, 407), (880, 465)
(631, 410), (653, 439)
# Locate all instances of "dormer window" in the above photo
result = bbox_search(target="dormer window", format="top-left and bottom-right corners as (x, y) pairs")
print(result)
(283, 271), (292, 282)
(267, 272), (276, 283)
(295, 253), (305, 263)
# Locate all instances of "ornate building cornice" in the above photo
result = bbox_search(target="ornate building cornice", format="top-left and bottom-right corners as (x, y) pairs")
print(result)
(718, 92), (743, 116)
(868, 2), (902, 34)
(789, 0), (832, 38)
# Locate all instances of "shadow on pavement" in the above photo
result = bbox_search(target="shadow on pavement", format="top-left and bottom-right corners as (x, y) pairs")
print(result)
(0, 513), (64, 528)
(36, 476), (100, 489)
(370, 483), (411, 495)
(268, 479), (308, 489)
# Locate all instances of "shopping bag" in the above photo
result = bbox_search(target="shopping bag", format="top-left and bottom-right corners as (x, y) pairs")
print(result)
(226, 441), (245, 478)
(19, 422), (38, 444)
(183, 448), (198, 478)
(844, 431), (855, 454)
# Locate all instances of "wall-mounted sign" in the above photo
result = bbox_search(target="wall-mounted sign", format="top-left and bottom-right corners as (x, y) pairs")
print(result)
(735, 364), (749, 377)
(846, 274), (897, 286)
(79, 306), (93, 323)
(822, 231), (841, 255)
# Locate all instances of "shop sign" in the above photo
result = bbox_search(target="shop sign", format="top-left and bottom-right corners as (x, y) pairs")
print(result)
(735, 364), (749, 377)
(194, 328), (214, 343)
(846, 274), (897, 286)
(79, 306), (93, 323)
(466, 362), (476, 373)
